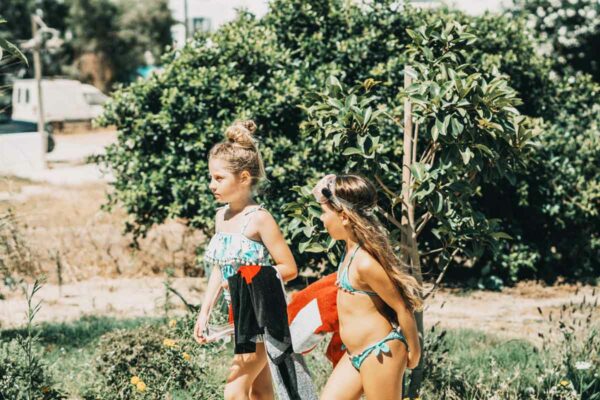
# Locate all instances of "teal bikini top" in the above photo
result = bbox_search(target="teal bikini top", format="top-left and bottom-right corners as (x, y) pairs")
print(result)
(204, 205), (272, 281)
(336, 245), (378, 297)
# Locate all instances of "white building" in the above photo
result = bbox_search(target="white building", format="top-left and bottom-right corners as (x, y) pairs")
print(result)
(169, 0), (269, 46)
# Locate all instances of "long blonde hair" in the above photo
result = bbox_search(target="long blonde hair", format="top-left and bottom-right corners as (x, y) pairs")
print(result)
(332, 174), (423, 312)
(209, 120), (266, 187)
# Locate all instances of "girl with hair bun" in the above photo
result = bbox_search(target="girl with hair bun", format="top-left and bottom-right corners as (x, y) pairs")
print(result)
(312, 174), (422, 400)
(194, 120), (317, 400)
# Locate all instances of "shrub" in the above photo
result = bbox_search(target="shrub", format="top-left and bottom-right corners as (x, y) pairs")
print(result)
(82, 319), (222, 399)
(0, 281), (65, 400)
(0, 339), (65, 400)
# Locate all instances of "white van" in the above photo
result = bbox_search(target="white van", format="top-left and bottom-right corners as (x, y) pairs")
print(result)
(11, 79), (108, 124)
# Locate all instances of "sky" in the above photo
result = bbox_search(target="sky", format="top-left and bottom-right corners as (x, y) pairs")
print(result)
(168, 0), (511, 45)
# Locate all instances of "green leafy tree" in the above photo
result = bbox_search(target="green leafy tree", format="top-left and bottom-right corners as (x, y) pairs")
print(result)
(288, 20), (535, 396)
(66, 0), (175, 90)
(0, 0), (174, 93)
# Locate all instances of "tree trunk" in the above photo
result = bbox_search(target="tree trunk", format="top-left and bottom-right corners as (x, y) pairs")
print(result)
(401, 66), (425, 399)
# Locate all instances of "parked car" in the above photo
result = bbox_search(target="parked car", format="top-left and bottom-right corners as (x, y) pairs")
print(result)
(0, 120), (55, 152)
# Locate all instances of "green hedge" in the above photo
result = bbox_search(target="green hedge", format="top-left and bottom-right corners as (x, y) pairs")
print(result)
(99, 0), (599, 283)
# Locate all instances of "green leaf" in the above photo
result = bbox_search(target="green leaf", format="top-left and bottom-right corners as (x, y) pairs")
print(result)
(0, 37), (28, 65)
(491, 232), (513, 240)
(459, 148), (474, 165)
(474, 144), (494, 157)
(363, 107), (372, 125)
(304, 243), (327, 253)
(431, 124), (439, 142)
(450, 117), (464, 136)
(327, 76), (343, 92)
(342, 147), (363, 156)
(432, 192), (444, 213)
(298, 241), (310, 253)
(327, 98), (344, 109)
(409, 162), (427, 181)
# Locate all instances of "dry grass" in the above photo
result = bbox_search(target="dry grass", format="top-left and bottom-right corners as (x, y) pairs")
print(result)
(0, 176), (205, 284)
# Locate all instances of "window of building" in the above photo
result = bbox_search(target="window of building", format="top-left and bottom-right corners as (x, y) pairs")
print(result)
(192, 17), (211, 33)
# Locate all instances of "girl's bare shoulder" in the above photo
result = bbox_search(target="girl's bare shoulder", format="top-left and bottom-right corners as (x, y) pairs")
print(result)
(215, 205), (227, 220)
(354, 248), (385, 277)
(252, 208), (279, 232)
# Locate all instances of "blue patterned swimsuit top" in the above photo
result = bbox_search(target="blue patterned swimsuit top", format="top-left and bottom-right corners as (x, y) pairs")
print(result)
(204, 205), (272, 286)
(336, 245), (378, 297)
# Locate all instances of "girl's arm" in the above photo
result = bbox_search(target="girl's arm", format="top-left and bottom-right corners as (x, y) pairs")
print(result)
(356, 258), (421, 368)
(194, 208), (226, 343)
(194, 265), (224, 343)
(198, 265), (224, 319)
(255, 211), (298, 282)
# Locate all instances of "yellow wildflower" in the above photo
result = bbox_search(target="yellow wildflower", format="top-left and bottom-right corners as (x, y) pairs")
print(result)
(136, 380), (147, 392)
(182, 352), (191, 361)
(41, 387), (50, 394)
(163, 338), (178, 348)
(130, 376), (140, 385)
(168, 319), (177, 328)
(560, 380), (570, 387)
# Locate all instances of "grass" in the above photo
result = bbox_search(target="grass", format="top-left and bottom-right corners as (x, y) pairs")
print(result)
(0, 315), (163, 348)
(1, 315), (163, 397)
(0, 316), (559, 398)
(431, 329), (548, 396)
(3, 312), (598, 399)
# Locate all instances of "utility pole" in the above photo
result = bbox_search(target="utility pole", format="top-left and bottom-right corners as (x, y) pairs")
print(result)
(31, 14), (47, 169)
(22, 13), (62, 170)
(183, 0), (189, 40)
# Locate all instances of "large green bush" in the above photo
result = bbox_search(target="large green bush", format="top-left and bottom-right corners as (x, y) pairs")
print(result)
(99, 0), (599, 282)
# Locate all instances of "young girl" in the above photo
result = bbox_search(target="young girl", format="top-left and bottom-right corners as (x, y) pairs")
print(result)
(193, 120), (316, 400)
(313, 174), (422, 400)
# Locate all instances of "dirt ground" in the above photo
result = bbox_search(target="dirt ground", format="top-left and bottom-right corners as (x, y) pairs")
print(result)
(0, 171), (598, 341)
(1, 276), (597, 343)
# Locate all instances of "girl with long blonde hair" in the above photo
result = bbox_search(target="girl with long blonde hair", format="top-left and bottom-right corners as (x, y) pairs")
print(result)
(313, 174), (422, 400)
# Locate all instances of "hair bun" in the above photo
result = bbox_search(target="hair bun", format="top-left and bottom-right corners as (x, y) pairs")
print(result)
(225, 120), (257, 148)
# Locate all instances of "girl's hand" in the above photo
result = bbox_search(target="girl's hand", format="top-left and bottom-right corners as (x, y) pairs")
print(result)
(407, 350), (420, 369)
(193, 313), (209, 344)
(221, 280), (229, 290)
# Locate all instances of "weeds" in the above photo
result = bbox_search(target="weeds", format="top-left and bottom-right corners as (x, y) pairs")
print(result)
(0, 279), (65, 399)
(0, 210), (40, 294)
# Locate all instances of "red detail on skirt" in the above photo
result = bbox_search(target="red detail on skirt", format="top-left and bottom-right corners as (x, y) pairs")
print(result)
(238, 265), (261, 284)
(228, 303), (234, 324)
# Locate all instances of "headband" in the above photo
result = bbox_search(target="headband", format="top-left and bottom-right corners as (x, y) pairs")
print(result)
(311, 174), (375, 217)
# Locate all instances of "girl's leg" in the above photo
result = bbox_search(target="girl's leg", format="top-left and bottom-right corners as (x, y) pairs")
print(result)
(249, 364), (274, 400)
(320, 353), (363, 400)
(359, 339), (407, 400)
(225, 342), (270, 400)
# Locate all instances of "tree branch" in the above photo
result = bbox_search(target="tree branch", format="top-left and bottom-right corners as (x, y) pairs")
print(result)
(423, 248), (460, 299)
(412, 123), (419, 166)
(374, 174), (400, 200)
(420, 247), (444, 257)
(416, 211), (432, 237)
